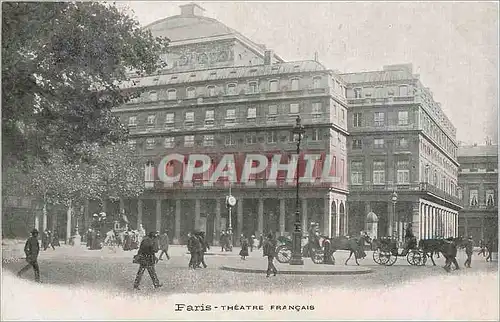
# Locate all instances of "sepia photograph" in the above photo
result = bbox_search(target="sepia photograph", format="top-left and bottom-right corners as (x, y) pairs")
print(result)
(1, 1), (498, 320)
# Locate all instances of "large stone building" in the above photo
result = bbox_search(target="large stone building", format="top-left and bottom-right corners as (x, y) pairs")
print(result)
(109, 4), (350, 244)
(457, 143), (498, 242)
(340, 64), (463, 241)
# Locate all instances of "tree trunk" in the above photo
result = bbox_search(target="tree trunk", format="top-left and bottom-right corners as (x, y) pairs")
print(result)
(66, 199), (72, 244)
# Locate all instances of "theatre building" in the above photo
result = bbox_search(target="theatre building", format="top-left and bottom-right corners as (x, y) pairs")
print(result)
(106, 4), (350, 244)
(341, 64), (463, 241)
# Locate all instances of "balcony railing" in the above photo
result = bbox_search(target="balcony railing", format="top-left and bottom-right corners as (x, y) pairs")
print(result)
(350, 182), (462, 206)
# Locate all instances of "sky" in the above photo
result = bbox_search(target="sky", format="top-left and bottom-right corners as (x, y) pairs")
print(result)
(121, 1), (498, 146)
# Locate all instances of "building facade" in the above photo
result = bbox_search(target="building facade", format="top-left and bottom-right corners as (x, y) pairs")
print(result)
(107, 4), (350, 244)
(457, 144), (498, 242)
(340, 64), (462, 241)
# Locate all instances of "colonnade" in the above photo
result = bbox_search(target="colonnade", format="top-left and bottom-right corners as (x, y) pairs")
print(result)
(419, 201), (458, 240)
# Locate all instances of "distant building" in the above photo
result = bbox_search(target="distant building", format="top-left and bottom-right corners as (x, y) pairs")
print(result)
(340, 64), (462, 241)
(457, 144), (498, 241)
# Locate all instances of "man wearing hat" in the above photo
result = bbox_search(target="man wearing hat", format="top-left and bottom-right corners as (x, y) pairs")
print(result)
(464, 236), (474, 268)
(17, 229), (41, 282)
(133, 231), (162, 290)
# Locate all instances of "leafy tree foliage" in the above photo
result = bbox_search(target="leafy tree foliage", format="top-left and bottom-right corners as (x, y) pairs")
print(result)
(2, 2), (169, 166)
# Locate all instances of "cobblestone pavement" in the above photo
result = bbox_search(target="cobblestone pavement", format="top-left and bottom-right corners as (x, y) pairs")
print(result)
(3, 244), (497, 295)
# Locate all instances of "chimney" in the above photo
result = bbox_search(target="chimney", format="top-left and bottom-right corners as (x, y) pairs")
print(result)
(180, 3), (205, 17)
(264, 50), (273, 65)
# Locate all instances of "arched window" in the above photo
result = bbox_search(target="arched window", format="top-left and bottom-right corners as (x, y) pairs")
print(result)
(227, 83), (237, 95)
(167, 89), (176, 100)
(186, 87), (196, 99)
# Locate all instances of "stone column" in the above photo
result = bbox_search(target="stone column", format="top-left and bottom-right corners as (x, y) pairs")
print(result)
(84, 199), (90, 231)
(420, 204), (425, 240)
(215, 199), (221, 245)
(335, 201), (341, 237)
(42, 203), (48, 231)
(237, 199), (244, 243)
(156, 198), (162, 232)
(411, 202), (420, 239)
(387, 201), (394, 237)
(258, 198), (264, 235)
(431, 207), (436, 238)
(301, 198), (308, 233)
(279, 198), (286, 236)
(195, 199), (201, 231)
(324, 193), (332, 237)
(119, 198), (125, 215)
(137, 199), (143, 229)
(464, 211), (468, 237)
(34, 211), (40, 232)
(66, 200), (72, 244)
(102, 199), (107, 214)
(174, 200), (181, 244)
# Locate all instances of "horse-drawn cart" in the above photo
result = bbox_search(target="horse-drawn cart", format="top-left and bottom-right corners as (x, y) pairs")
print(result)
(372, 237), (426, 266)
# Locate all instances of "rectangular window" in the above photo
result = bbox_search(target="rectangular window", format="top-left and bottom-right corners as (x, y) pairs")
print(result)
(351, 161), (364, 185)
(207, 86), (216, 97)
(167, 89), (176, 100)
(398, 111), (409, 125)
(165, 113), (174, 126)
(312, 102), (322, 118)
(164, 137), (174, 148)
(248, 82), (258, 94)
(149, 91), (158, 101)
(353, 113), (362, 127)
(374, 138), (384, 149)
(397, 160), (410, 184)
(247, 107), (257, 120)
(374, 86), (384, 98)
(147, 115), (156, 127)
(246, 133), (257, 144)
(225, 109), (236, 123)
(227, 83), (237, 95)
(269, 80), (278, 92)
(399, 85), (409, 96)
(146, 138), (155, 150)
(267, 131), (277, 143)
(313, 77), (321, 89)
(268, 105), (278, 121)
(289, 103), (299, 115)
(184, 135), (195, 147)
(352, 139), (362, 149)
(354, 88), (362, 98)
(374, 112), (384, 126)
(340, 108), (345, 123)
(225, 134), (235, 146)
(373, 161), (385, 184)
(205, 110), (215, 126)
(144, 162), (154, 186)
(187, 87), (196, 99)
(203, 135), (214, 147)
(128, 140), (136, 149)
(185, 112), (194, 124)
(469, 189), (478, 206)
(311, 129), (321, 141)
(399, 137), (408, 148)
(128, 116), (137, 127)
(291, 78), (299, 91)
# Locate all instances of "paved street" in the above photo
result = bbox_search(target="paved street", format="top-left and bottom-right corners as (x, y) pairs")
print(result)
(2, 243), (497, 295)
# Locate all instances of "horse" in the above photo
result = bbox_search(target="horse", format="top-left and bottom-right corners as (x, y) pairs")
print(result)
(328, 234), (372, 266)
(418, 237), (463, 267)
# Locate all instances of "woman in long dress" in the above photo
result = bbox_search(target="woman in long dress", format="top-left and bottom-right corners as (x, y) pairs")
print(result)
(239, 236), (249, 260)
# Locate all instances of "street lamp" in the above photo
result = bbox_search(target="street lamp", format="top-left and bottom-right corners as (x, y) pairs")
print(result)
(290, 116), (305, 265)
(226, 163), (237, 250)
(391, 191), (398, 243)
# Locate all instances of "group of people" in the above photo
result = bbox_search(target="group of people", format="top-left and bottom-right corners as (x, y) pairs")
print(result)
(187, 231), (209, 269)
(41, 229), (60, 251)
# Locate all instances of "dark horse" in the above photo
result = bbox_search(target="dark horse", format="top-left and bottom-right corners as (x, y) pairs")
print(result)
(328, 235), (372, 266)
(418, 237), (464, 268)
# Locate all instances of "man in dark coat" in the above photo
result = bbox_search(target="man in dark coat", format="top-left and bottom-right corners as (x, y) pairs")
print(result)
(158, 230), (170, 261)
(133, 231), (162, 290)
(464, 236), (473, 268)
(196, 231), (209, 268)
(17, 229), (41, 282)
(187, 232), (201, 269)
(263, 233), (278, 277)
(443, 237), (460, 272)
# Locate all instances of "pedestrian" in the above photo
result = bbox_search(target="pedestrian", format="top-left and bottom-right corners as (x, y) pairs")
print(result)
(464, 236), (473, 268)
(138, 224), (146, 244)
(240, 235), (249, 260)
(187, 232), (201, 269)
(17, 229), (41, 283)
(220, 231), (226, 252)
(158, 230), (170, 261)
(443, 237), (460, 272)
(52, 230), (60, 247)
(133, 231), (162, 290)
(249, 235), (256, 252)
(322, 236), (334, 264)
(86, 229), (93, 249)
(196, 231), (209, 268)
(258, 234), (264, 249)
(262, 233), (278, 277)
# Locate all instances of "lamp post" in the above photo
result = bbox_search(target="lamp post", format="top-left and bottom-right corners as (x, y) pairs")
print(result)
(391, 191), (398, 243)
(290, 116), (305, 265)
(226, 163), (236, 250)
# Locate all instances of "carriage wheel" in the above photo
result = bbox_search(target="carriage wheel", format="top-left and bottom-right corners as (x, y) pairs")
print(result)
(384, 252), (397, 266)
(276, 245), (291, 263)
(407, 250), (420, 266)
(373, 249), (390, 265)
(311, 250), (324, 264)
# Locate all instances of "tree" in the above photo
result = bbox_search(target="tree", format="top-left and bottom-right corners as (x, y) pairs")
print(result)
(2, 2), (169, 166)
